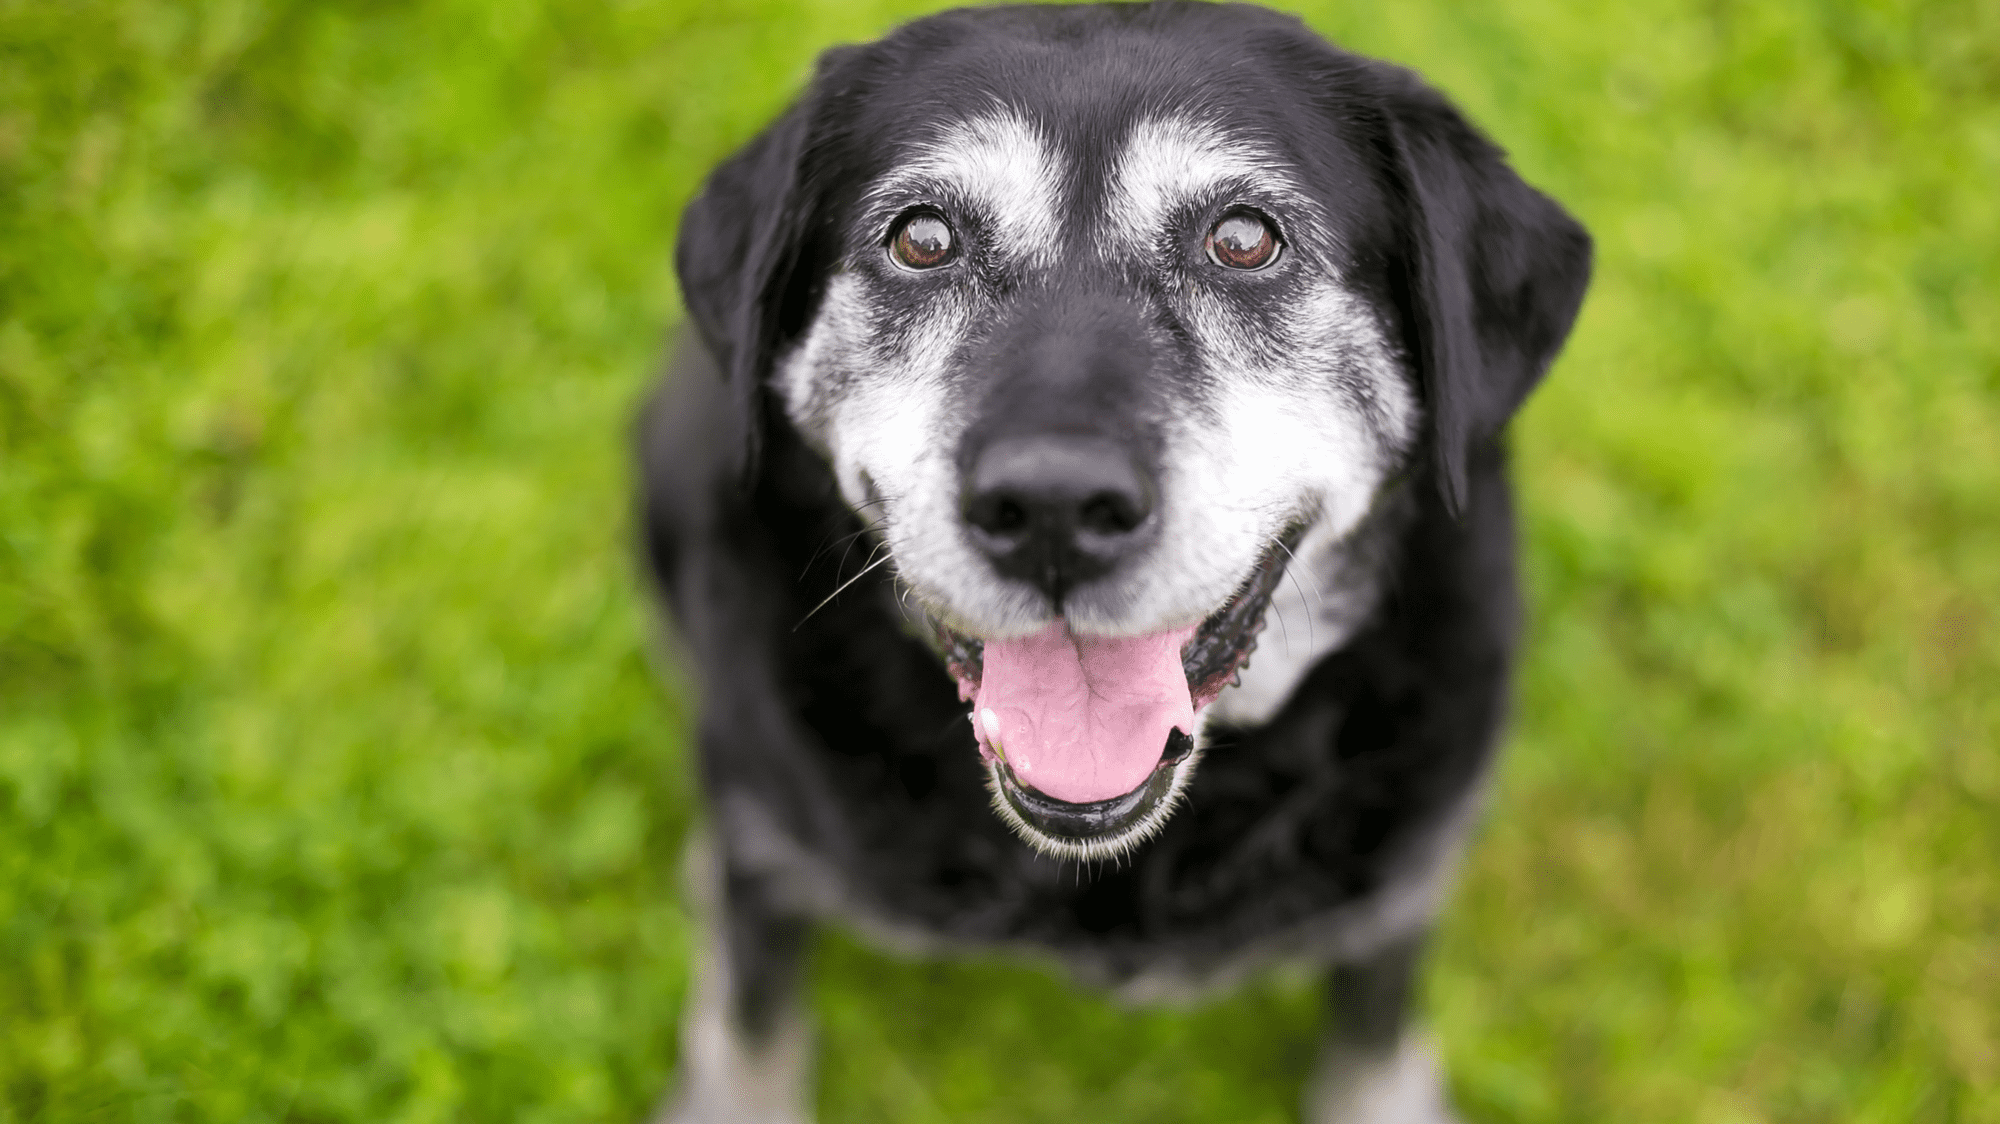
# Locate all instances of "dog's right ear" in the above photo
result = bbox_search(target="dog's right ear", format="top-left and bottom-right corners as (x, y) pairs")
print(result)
(675, 49), (857, 481)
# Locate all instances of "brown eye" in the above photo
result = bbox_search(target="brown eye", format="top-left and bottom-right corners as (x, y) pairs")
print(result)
(890, 213), (956, 270)
(1206, 212), (1279, 271)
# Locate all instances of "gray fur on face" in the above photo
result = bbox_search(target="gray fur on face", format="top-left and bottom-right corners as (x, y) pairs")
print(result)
(776, 111), (1416, 650)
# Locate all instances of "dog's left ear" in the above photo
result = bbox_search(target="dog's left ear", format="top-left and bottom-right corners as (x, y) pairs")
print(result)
(675, 48), (859, 480)
(1378, 69), (1593, 515)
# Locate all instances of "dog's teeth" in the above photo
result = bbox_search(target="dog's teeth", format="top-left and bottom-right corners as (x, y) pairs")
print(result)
(978, 707), (1009, 761)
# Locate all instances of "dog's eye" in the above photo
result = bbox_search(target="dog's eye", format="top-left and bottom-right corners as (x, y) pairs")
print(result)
(1206, 212), (1280, 271)
(890, 213), (956, 270)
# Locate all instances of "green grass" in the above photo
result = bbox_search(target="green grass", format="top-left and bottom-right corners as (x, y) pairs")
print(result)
(1, 0), (1995, 1121)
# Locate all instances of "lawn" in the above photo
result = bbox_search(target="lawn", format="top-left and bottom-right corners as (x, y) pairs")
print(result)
(1, 0), (1995, 1121)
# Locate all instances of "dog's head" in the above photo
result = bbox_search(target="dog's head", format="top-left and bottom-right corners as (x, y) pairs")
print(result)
(676, 2), (1590, 859)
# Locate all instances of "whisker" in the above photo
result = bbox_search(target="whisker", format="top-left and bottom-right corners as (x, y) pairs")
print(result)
(1273, 536), (1321, 654)
(832, 524), (877, 583)
(799, 497), (892, 578)
(802, 526), (874, 580)
(793, 546), (894, 631)
(1272, 537), (1328, 614)
(1285, 567), (1317, 653)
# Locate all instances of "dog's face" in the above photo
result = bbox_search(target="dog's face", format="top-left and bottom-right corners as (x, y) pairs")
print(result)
(779, 105), (1415, 643)
(677, 3), (1591, 859)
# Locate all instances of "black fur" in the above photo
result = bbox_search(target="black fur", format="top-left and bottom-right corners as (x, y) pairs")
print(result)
(642, 0), (1589, 1110)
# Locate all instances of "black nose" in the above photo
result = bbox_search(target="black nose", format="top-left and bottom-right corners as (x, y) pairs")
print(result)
(960, 434), (1157, 600)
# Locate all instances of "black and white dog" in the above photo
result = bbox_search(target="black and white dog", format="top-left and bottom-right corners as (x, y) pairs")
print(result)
(639, 3), (1589, 1120)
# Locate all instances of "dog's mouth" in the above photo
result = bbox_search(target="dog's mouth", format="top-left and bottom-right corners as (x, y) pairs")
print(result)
(929, 532), (1297, 858)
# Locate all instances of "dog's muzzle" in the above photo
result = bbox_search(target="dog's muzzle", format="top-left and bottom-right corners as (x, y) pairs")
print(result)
(940, 534), (1298, 859)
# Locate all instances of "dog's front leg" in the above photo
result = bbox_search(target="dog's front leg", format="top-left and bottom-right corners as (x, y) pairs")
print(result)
(660, 833), (815, 1124)
(1304, 932), (1460, 1124)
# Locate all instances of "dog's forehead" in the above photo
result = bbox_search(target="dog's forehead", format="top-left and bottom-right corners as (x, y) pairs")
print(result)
(862, 111), (1069, 260)
(859, 108), (1299, 258)
(829, 9), (1387, 266)
(1099, 115), (1304, 248)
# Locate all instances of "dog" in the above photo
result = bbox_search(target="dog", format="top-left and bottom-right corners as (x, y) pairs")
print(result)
(637, 3), (1590, 1120)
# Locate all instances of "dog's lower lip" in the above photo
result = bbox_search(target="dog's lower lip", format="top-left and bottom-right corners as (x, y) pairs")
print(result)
(993, 752), (1182, 842)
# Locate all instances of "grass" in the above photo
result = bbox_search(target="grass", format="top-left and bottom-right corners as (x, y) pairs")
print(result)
(1, 0), (1995, 1121)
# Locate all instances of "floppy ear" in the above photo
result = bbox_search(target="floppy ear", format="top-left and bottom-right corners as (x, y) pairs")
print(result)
(1379, 70), (1592, 515)
(675, 50), (856, 480)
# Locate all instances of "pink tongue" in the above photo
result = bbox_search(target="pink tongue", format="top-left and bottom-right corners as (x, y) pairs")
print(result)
(971, 622), (1198, 804)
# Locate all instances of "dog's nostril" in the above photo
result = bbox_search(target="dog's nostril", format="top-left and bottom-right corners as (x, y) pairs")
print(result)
(965, 493), (1031, 537)
(1078, 491), (1142, 535)
(991, 497), (1028, 534)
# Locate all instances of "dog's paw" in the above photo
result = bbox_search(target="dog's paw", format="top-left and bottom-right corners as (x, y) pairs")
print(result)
(654, 999), (815, 1124)
(654, 1024), (814, 1124)
(653, 1082), (813, 1124)
(1303, 1034), (1459, 1124)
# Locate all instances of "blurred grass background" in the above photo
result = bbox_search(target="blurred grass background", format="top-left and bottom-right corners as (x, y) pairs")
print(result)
(2, 0), (1996, 1120)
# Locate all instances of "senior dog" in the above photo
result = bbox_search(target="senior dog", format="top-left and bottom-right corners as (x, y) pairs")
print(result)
(638, 3), (1590, 1120)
